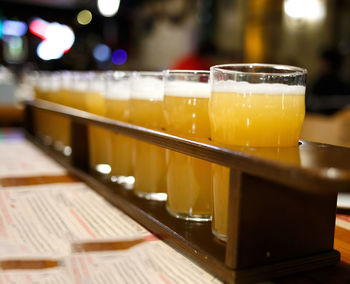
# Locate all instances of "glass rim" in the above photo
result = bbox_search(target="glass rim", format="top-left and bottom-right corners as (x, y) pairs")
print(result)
(133, 71), (163, 77)
(211, 63), (307, 76)
(163, 69), (210, 76)
(109, 70), (132, 79)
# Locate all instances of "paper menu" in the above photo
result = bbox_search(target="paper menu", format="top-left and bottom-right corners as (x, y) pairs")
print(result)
(0, 140), (66, 178)
(0, 241), (221, 284)
(0, 136), (223, 282)
(337, 193), (350, 209)
(0, 182), (222, 283)
(66, 241), (221, 284)
(0, 183), (149, 257)
(0, 267), (71, 284)
(336, 215), (350, 231)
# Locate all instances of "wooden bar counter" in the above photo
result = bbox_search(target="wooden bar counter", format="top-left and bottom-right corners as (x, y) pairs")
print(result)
(21, 100), (350, 283)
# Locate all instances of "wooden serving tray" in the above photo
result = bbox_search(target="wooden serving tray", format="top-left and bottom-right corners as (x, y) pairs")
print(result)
(24, 100), (350, 283)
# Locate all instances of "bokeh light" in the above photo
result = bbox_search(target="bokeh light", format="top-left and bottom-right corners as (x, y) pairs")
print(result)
(284, 0), (326, 21)
(77, 10), (92, 25)
(3, 20), (28, 37)
(98, 0), (121, 17)
(93, 43), (111, 62)
(29, 18), (48, 40)
(111, 49), (127, 65)
(30, 18), (75, 60)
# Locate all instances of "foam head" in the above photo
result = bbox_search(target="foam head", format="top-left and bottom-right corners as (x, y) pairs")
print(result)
(164, 81), (210, 98)
(50, 73), (60, 92)
(73, 72), (88, 92)
(38, 73), (51, 92)
(131, 72), (163, 101)
(88, 72), (106, 95)
(107, 77), (130, 100)
(61, 71), (73, 90)
(212, 81), (306, 95)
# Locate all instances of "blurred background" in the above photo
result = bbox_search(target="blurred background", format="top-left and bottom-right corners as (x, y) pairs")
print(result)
(1, 0), (350, 127)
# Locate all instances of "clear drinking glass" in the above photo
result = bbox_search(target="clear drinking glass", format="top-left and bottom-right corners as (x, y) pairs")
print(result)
(209, 63), (307, 241)
(34, 72), (52, 145)
(71, 71), (88, 111)
(47, 72), (70, 155)
(130, 71), (167, 201)
(86, 72), (111, 175)
(105, 71), (135, 188)
(163, 70), (212, 221)
(58, 71), (73, 156)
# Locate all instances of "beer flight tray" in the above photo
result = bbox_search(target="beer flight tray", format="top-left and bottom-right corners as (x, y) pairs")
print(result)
(24, 100), (350, 284)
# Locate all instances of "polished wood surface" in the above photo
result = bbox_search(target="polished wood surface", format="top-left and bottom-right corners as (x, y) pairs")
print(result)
(27, 100), (350, 194)
(23, 101), (350, 283)
(33, 135), (340, 283)
(0, 105), (24, 126)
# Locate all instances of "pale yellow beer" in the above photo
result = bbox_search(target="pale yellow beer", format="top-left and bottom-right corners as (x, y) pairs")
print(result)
(164, 75), (212, 221)
(71, 72), (88, 111)
(86, 74), (111, 174)
(105, 72), (133, 186)
(47, 73), (68, 153)
(33, 76), (50, 144)
(56, 71), (73, 156)
(33, 74), (46, 141)
(130, 73), (166, 201)
(34, 73), (55, 145)
(210, 70), (306, 241)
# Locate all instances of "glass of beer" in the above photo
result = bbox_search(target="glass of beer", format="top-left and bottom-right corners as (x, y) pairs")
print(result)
(43, 72), (61, 147)
(86, 72), (111, 175)
(58, 71), (73, 156)
(33, 72), (51, 144)
(209, 63), (307, 241)
(163, 70), (212, 221)
(49, 72), (69, 154)
(105, 71), (134, 188)
(130, 72), (167, 201)
(71, 71), (88, 111)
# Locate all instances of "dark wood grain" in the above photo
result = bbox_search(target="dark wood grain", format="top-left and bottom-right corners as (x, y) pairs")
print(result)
(227, 174), (338, 269)
(70, 120), (89, 172)
(25, 135), (343, 283)
(23, 103), (34, 135)
(23, 101), (350, 283)
(26, 100), (350, 194)
(225, 169), (242, 268)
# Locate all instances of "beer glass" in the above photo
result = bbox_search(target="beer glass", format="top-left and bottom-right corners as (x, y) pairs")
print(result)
(86, 72), (111, 175)
(130, 72), (167, 201)
(57, 71), (73, 156)
(163, 70), (212, 221)
(105, 71), (134, 188)
(41, 72), (60, 147)
(60, 71), (73, 107)
(209, 63), (306, 241)
(33, 72), (51, 145)
(49, 72), (70, 154)
(71, 71), (88, 111)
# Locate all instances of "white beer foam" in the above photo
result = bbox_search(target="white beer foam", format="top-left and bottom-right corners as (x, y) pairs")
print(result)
(89, 78), (106, 94)
(131, 77), (163, 101)
(212, 81), (305, 95)
(74, 79), (87, 92)
(164, 81), (210, 98)
(107, 79), (130, 100)
(61, 78), (72, 90)
(61, 72), (72, 89)
(38, 79), (51, 91)
(51, 77), (60, 91)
